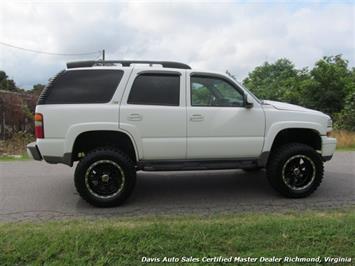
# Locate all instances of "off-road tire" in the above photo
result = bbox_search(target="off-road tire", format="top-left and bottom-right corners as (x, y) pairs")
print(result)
(74, 147), (136, 207)
(266, 143), (324, 198)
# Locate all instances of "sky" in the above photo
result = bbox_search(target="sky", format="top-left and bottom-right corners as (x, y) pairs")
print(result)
(0, 0), (354, 89)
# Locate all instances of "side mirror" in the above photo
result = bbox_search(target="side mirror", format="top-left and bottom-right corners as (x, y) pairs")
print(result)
(245, 94), (254, 108)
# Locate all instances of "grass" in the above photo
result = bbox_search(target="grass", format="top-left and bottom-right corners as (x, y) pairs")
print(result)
(332, 130), (355, 150)
(336, 147), (355, 151)
(0, 210), (354, 265)
(0, 153), (30, 161)
(0, 132), (34, 160)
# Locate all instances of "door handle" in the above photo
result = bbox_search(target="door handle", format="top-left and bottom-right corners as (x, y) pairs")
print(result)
(190, 114), (204, 122)
(127, 113), (143, 121)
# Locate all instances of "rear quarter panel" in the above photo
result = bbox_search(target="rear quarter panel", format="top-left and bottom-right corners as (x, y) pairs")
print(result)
(35, 68), (132, 157)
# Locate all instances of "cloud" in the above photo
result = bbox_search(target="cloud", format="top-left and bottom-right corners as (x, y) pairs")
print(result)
(0, 1), (353, 88)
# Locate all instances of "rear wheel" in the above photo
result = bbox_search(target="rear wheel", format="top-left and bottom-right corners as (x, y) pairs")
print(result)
(74, 147), (136, 207)
(266, 143), (323, 198)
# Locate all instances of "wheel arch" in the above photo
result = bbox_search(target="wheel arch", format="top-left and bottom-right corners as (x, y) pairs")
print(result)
(263, 122), (323, 153)
(267, 127), (322, 154)
(67, 127), (140, 163)
(259, 125), (323, 167)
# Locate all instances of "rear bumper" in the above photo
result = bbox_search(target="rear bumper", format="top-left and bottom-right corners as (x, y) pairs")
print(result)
(27, 141), (72, 166)
(27, 142), (42, 161)
(321, 136), (337, 161)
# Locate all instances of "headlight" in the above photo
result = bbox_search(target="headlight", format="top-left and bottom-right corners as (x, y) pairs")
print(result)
(327, 118), (333, 128)
(327, 118), (333, 136)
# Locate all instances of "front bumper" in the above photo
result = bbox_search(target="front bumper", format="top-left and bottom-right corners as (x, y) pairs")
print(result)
(27, 142), (42, 161)
(321, 136), (337, 161)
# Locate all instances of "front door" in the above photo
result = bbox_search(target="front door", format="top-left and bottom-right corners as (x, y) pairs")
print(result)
(186, 73), (265, 159)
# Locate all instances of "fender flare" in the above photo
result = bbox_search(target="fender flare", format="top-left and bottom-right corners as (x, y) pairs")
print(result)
(64, 122), (141, 160)
(262, 121), (324, 153)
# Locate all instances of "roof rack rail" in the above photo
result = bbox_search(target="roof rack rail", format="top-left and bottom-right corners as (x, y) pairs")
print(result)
(66, 60), (191, 70)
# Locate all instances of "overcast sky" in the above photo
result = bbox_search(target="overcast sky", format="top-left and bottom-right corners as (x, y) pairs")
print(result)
(0, 0), (354, 89)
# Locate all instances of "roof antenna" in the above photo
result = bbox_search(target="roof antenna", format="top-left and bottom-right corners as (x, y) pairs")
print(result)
(102, 49), (105, 61)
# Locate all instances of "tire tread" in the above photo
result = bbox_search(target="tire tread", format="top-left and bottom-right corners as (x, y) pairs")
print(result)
(266, 143), (324, 198)
(74, 147), (136, 207)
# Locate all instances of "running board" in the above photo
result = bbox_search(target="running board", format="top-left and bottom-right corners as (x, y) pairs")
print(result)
(137, 158), (258, 171)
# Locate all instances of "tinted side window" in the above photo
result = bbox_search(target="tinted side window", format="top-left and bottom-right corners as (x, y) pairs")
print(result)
(191, 76), (244, 107)
(128, 74), (180, 106)
(40, 70), (123, 104)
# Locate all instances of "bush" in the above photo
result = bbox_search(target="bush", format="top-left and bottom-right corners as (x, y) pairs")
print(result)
(0, 132), (34, 155)
(331, 130), (355, 149)
(334, 92), (355, 131)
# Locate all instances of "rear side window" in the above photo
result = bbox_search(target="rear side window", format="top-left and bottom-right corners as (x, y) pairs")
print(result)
(38, 70), (123, 104)
(127, 74), (180, 106)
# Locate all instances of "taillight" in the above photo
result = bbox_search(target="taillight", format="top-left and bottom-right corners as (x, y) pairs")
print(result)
(34, 113), (44, 139)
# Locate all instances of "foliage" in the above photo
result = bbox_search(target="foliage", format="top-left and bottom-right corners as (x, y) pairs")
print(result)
(243, 58), (305, 104)
(331, 130), (355, 149)
(0, 70), (45, 95)
(0, 91), (37, 138)
(334, 92), (355, 131)
(302, 55), (353, 115)
(0, 132), (34, 155)
(0, 70), (44, 140)
(191, 83), (212, 106)
(243, 55), (355, 130)
(0, 71), (17, 91)
(31, 84), (45, 95)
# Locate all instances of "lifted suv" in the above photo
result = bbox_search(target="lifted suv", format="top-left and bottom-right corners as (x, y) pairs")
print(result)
(27, 60), (336, 207)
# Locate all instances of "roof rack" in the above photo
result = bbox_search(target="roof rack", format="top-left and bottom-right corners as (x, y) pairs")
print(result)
(66, 60), (191, 70)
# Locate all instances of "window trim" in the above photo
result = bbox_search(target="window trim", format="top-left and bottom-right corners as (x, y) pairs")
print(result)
(190, 73), (245, 108)
(127, 72), (181, 107)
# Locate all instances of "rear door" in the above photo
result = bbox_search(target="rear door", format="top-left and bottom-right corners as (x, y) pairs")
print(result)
(119, 69), (186, 160)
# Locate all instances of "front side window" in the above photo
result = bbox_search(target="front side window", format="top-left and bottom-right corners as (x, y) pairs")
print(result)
(191, 76), (244, 107)
(128, 73), (180, 106)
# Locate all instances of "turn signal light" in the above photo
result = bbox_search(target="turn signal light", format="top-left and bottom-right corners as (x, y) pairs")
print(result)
(34, 113), (44, 139)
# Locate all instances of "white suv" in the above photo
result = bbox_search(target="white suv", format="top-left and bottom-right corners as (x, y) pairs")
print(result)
(27, 60), (336, 207)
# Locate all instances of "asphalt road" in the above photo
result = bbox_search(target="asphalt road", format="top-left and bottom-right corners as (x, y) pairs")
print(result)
(0, 152), (354, 221)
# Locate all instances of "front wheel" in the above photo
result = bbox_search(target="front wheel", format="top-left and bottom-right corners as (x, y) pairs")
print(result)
(74, 147), (136, 207)
(266, 143), (324, 198)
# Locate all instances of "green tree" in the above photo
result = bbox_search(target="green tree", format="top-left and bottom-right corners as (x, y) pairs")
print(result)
(242, 55), (354, 119)
(302, 55), (352, 116)
(0, 70), (18, 91)
(0, 71), (7, 83)
(243, 59), (305, 104)
(335, 92), (355, 131)
(30, 84), (45, 95)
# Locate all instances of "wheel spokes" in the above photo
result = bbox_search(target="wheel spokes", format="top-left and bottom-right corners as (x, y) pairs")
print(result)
(85, 160), (125, 198)
(282, 155), (316, 191)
